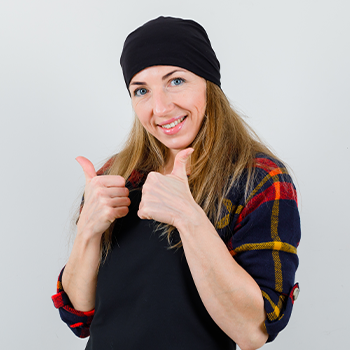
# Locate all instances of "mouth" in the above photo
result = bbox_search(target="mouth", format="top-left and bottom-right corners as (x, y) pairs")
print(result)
(159, 116), (187, 129)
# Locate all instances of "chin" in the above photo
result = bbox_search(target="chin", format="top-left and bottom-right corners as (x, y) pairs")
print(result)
(162, 140), (193, 152)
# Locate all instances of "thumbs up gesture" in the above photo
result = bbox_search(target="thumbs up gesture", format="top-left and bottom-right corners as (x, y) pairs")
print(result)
(138, 148), (199, 229)
(76, 156), (131, 238)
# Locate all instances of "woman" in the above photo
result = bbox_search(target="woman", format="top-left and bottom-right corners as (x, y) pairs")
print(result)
(52, 17), (300, 350)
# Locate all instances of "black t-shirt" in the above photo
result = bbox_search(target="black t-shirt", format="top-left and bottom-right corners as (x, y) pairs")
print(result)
(85, 184), (235, 350)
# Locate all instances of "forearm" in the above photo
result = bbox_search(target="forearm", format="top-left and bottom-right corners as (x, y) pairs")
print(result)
(62, 229), (101, 312)
(59, 158), (131, 313)
(178, 208), (268, 350)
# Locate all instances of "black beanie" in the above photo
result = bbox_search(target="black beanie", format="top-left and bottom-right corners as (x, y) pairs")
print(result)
(120, 16), (221, 89)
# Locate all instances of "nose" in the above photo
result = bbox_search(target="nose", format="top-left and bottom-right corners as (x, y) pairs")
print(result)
(152, 89), (174, 117)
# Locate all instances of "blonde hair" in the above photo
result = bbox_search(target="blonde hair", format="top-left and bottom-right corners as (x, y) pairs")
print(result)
(100, 81), (278, 252)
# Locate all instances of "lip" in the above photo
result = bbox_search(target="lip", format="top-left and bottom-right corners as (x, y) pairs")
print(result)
(158, 116), (187, 135)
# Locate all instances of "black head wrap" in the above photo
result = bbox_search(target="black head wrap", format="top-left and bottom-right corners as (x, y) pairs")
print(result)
(120, 16), (221, 89)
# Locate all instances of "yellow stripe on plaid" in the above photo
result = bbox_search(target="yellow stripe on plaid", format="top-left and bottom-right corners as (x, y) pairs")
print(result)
(270, 175), (283, 293)
(274, 241), (282, 250)
(261, 291), (286, 321)
(216, 199), (236, 229)
(271, 179), (281, 242)
(57, 281), (63, 290)
(234, 204), (244, 216)
(222, 198), (233, 213)
(232, 241), (297, 254)
(273, 250), (283, 292)
(216, 214), (230, 229)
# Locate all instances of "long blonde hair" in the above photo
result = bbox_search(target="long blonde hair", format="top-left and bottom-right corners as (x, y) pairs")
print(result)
(100, 81), (277, 252)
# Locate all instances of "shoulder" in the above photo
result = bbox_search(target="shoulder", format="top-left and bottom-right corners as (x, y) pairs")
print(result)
(238, 154), (298, 221)
(217, 153), (299, 239)
(249, 153), (297, 203)
(224, 153), (296, 206)
(253, 153), (292, 183)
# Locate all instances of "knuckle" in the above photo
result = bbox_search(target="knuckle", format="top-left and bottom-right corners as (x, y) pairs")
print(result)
(138, 207), (145, 217)
(142, 180), (154, 194)
(94, 187), (104, 197)
(90, 176), (101, 186)
(113, 175), (125, 186)
(138, 200), (144, 210)
(147, 172), (158, 182)
(105, 207), (116, 220)
(115, 197), (130, 207)
(117, 175), (126, 186)
(116, 206), (129, 218)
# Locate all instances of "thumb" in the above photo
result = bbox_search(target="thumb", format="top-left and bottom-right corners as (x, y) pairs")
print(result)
(170, 148), (194, 180)
(76, 156), (97, 182)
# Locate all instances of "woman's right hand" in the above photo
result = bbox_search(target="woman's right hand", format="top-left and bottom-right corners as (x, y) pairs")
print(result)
(61, 157), (130, 312)
(76, 156), (131, 239)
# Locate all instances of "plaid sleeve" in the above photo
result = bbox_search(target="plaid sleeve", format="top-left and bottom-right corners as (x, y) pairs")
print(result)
(51, 267), (95, 338)
(219, 156), (301, 342)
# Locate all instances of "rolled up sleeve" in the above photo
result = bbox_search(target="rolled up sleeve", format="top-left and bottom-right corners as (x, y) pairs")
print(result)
(51, 267), (94, 338)
(219, 157), (301, 342)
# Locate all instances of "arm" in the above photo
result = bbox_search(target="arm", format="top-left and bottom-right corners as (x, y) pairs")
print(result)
(177, 209), (268, 350)
(177, 167), (300, 348)
(138, 150), (300, 350)
(61, 225), (102, 312)
(61, 156), (130, 312)
(226, 156), (300, 342)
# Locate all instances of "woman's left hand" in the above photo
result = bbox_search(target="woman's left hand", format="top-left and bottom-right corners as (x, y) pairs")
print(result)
(138, 148), (199, 228)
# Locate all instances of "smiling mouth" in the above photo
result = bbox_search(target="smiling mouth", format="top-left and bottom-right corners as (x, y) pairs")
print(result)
(160, 116), (187, 129)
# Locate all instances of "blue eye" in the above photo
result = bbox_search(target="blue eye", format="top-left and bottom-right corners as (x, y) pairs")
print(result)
(171, 78), (185, 86)
(134, 88), (148, 97)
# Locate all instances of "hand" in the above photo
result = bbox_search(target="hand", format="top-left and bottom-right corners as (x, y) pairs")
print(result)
(76, 156), (131, 238)
(138, 148), (199, 229)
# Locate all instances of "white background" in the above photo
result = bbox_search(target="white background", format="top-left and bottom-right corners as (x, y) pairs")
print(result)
(1, 1), (349, 349)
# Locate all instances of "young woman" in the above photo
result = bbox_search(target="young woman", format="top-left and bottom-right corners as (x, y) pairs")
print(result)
(52, 17), (301, 350)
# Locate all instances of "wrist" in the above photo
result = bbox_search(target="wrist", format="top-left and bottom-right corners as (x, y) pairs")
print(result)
(75, 230), (102, 250)
(175, 202), (211, 237)
(76, 219), (104, 243)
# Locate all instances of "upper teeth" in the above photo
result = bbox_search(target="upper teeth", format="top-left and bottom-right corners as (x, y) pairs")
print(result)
(161, 116), (186, 129)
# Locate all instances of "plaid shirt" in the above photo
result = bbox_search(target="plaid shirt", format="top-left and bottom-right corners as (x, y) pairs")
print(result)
(52, 155), (300, 342)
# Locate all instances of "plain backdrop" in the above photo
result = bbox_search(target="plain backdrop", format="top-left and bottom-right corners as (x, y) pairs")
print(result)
(1, 1), (349, 349)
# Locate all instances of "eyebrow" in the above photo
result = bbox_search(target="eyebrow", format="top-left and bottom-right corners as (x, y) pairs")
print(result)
(129, 69), (185, 86)
(162, 69), (184, 80)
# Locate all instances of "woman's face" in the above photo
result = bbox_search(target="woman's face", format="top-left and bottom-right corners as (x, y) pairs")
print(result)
(129, 66), (206, 155)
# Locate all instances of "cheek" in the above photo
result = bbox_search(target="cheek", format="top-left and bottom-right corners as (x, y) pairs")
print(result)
(193, 93), (207, 120)
(191, 82), (206, 115)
